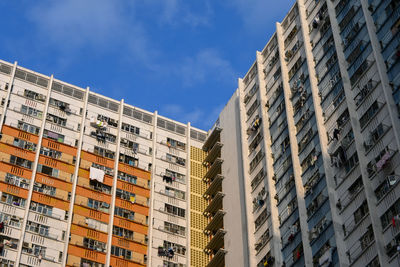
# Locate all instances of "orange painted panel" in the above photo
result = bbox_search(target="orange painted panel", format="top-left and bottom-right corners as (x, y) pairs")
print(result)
(67, 244), (106, 263)
(111, 236), (147, 254)
(31, 192), (69, 210)
(0, 182), (29, 199)
(38, 156), (75, 174)
(81, 151), (114, 169)
(0, 162), (32, 180)
(35, 174), (72, 191)
(116, 180), (150, 198)
(114, 198), (149, 216)
(113, 216), (148, 235)
(70, 224), (108, 243)
(118, 163), (151, 180)
(73, 204), (109, 223)
(0, 143), (36, 162)
(41, 138), (77, 156)
(1, 125), (39, 143)
(75, 186), (111, 203)
(110, 256), (145, 267)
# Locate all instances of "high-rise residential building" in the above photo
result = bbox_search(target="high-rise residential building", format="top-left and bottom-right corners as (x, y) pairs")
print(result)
(203, 0), (400, 266)
(1, 0), (400, 266)
(0, 59), (207, 267)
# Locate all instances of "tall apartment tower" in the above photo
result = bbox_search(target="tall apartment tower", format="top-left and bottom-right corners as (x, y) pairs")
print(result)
(0, 59), (207, 267)
(206, 0), (400, 266)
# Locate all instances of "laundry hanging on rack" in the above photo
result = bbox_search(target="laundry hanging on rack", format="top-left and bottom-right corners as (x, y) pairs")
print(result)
(90, 167), (105, 183)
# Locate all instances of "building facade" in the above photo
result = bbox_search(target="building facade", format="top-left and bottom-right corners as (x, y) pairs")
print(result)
(206, 0), (400, 266)
(0, 59), (207, 267)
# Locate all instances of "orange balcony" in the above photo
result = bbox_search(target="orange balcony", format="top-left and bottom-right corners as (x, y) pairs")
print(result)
(111, 235), (147, 255)
(113, 216), (148, 235)
(67, 244), (106, 264)
(31, 191), (69, 210)
(73, 204), (110, 224)
(2, 125), (39, 143)
(41, 138), (77, 157)
(35, 174), (72, 191)
(0, 181), (29, 199)
(38, 155), (75, 174)
(114, 198), (149, 215)
(110, 255), (145, 267)
(117, 180), (150, 198)
(75, 186), (111, 203)
(81, 151), (115, 169)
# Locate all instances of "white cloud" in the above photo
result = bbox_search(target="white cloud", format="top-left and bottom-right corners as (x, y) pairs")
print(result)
(177, 48), (237, 87)
(28, 0), (155, 67)
(226, 0), (295, 32)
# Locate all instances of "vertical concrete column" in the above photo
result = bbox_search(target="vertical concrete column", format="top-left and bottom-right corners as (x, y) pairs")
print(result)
(255, 51), (284, 266)
(276, 22), (313, 267)
(105, 99), (124, 267)
(360, 0), (400, 149)
(296, 0), (350, 263)
(15, 75), (54, 266)
(186, 122), (191, 267)
(61, 86), (90, 266)
(147, 110), (158, 266)
(0, 61), (17, 132)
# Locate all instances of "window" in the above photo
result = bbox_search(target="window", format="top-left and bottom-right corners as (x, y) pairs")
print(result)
(162, 261), (186, 267)
(165, 187), (185, 200)
(117, 171), (137, 184)
(380, 198), (400, 228)
(119, 153), (138, 167)
(20, 105), (43, 118)
(97, 114), (118, 127)
(5, 173), (29, 189)
(113, 226), (134, 240)
(33, 182), (56, 196)
(13, 138), (36, 151)
(114, 206), (135, 220)
(354, 201), (369, 224)
(165, 170), (185, 184)
(9, 155), (32, 169)
(164, 222), (185, 236)
(83, 237), (106, 252)
(116, 188), (135, 201)
(166, 154), (186, 166)
(166, 138), (186, 151)
(80, 259), (105, 267)
(89, 180), (111, 194)
(40, 147), (62, 159)
(360, 101), (380, 129)
(17, 121), (40, 135)
(37, 164), (59, 178)
(24, 89), (45, 101)
(250, 150), (264, 172)
(164, 204), (185, 217)
(32, 244), (46, 256)
(46, 114), (67, 126)
(87, 199), (109, 211)
(26, 221), (49, 237)
(43, 130), (65, 143)
(121, 123), (140, 135)
(111, 245), (132, 260)
(30, 201), (53, 217)
(120, 138), (139, 152)
(1, 193), (26, 207)
(94, 146), (115, 159)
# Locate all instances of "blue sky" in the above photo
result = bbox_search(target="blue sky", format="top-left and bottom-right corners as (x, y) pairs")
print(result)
(0, 0), (294, 130)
